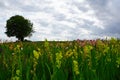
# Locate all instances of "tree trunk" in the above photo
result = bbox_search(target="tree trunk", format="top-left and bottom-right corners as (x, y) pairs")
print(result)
(18, 37), (24, 41)
(20, 37), (24, 41)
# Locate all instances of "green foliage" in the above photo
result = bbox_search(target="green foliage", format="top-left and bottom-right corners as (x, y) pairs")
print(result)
(0, 39), (120, 80)
(5, 15), (34, 41)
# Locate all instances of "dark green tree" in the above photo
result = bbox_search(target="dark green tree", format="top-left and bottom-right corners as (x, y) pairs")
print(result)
(5, 15), (34, 41)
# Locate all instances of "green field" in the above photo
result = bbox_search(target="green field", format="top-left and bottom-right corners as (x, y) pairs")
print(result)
(0, 38), (120, 80)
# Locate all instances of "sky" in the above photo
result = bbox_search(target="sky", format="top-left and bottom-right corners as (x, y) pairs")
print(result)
(0, 0), (120, 41)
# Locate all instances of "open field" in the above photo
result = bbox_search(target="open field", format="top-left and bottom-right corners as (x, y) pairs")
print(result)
(0, 38), (120, 80)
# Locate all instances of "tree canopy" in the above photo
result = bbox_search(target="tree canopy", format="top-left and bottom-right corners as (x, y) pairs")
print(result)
(5, 15), (34, 41)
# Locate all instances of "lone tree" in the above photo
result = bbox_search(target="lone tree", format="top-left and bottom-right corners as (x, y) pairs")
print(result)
(5, 15), (34, 41)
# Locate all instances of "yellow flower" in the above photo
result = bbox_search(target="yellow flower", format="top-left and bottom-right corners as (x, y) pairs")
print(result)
(49, 54), (53, 63)
(44, 39), (49, 49)
(14, 45), (21, 53)
(17, 45), (20, 48)
(16, 69), (20, 76)
(12, 76), (20, 80)
(73, 49), (78, 59)
(116, 57), (120, 68)
(33, 50), (39, 60)
(73, 60), (79, 75)
(56, 52), (63, 68)
(65, 49), (73, 58)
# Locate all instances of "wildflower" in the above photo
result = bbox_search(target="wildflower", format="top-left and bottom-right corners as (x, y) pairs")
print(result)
(16, 69), (20, 76)
(44, 39), (49, 48)
(83, 45), (93, 54)
(65, 47), (68, 50)
(116, 57), (120, 68)
(12, 76), (20, 80)
(17, 45), (21, 49)
(56, 52), (63, 69)
(80, 41), (86, 47)
(73, 60), (79, 75)
(33, 50), (40, 60)
(30, 70), (34, 74)
(32, 48), (41, 79)
(48, 53), (53, 63)
(12, 69), (21, 80)
(21, 47), (23, 50)
(96, 40), (105, 51)
(65, 49), (73, 58)
(103, 46), (109, 53)
(73, 49), (78, 59)
(74, 45), (77, 50)
(33, 48), (41, 60)
(110, 38), (117, 44)
(76, 39), (80, 43)
(91, 40), (96, 46)
(12, 53), (15, 56)
(14, 45), (21, 53)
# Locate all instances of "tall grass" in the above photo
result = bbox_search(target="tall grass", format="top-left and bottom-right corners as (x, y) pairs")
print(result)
(0, 38), (120, 80)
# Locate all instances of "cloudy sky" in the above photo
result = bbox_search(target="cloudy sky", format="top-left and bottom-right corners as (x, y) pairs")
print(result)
(0, 0), (120, 41)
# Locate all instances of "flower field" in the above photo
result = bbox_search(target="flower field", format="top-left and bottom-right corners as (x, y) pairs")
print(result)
(0, 38), (120, 80)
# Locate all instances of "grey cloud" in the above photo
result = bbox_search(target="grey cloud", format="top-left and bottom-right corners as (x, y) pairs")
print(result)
(0, 1), (6, 8)
(53, 13), (66, 21)
(87, 0), (111, 20)
(0, 0), (20, 10)
(51, 23), (69, 34)
(0, 0), (40, 12)
(20, 5), (40, 12)
(88, 0), (108, 7)
(18, 0), (54, 12)
(37, 19), (49, 27)
(70, 1), (89, 13)
(87, 0), (120, 38)
(40, 22), (49, 27)
(103, 22), (120, 34)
